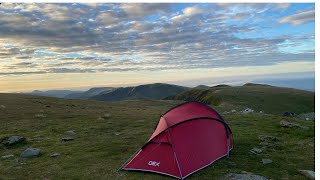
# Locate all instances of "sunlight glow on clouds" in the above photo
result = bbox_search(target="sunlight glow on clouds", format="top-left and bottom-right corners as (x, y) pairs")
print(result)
(0, 3), (315, 91)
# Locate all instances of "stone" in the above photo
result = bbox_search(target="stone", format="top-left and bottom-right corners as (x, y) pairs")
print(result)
(2, 154), (14, 159)
(258, 135), (279, 142)
(103, 113), (111, 119)
(50, 153), (60, 157)
(231, 109), (237, 113)
(283, 112), (296, 117)
(0, 105), (6, 109)
(2, 136), (25, 146)
(297, 112), (315, 121)
(242, 108), (254, 114)
(280, 120), (309, 129)
(262, 159), (272, 164)
(250, 147), (263, 154)
(35, 113), (46, 118)
(62, 137), (74, 141)
(20, 148), (41, 158)
(222, 173), (268, 180)
(64, 130), (76, 136)
(97, 117), (104, 121)
(299, 170), (315, 179)
(114, 132), (122, 136)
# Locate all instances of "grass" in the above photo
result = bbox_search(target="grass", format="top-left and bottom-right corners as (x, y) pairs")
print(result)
(0, 93), (314, 179)
(169, 84), (315, 115)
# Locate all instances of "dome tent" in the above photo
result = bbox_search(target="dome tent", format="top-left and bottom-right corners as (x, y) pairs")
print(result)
(119, 101), (232, 179)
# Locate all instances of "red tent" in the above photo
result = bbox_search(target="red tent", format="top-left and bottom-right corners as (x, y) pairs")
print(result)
(120, 101), (232, 179)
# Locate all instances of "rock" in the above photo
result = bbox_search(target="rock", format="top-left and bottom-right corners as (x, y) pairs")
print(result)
(114, 132), (122, 136)
(262, 159), (272, 164)
(62, 137), (74, 141)
(64, 130), (76, 136)
(35, 113), (46, 118)
(231, 109), (237, 113)
(242, 108), (254, 114)
(50, 153), (60, 157)
(258, 135), (279, 142)
(298, 170), (315, 179)
(2, 154), (14, 159)
(20, 148), (41, 158)
(222, 173), (268, 180)
(280, 120), (309, 129)
(0, 105), (6, 109)
(2, 136), (25, 146)
(283, 112), (296, 117)
(103, 113), (111, 119)
(250, 147), (263, 154)
(97, 117), (104, 121)
(297, 112), (315, 121)
(259, 111), (263, 113)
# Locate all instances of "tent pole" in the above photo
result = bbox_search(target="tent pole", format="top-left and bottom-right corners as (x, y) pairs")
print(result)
(173, 150), (184, 180)
(167, 129), (184, 180)
(117, 147), (142, 172)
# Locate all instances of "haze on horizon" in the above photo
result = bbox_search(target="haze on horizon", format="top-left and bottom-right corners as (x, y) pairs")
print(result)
(0, 3), (315, 92)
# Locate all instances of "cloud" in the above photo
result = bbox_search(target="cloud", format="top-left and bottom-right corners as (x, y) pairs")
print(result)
(274, 3), (290, 10)
(0, 3), (315, 76)
(0, 47), (35, 57)
(120, 3), (172, 18)
(279, 10), (315, 26)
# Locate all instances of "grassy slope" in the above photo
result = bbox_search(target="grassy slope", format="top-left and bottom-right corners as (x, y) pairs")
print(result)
(92, 83), (189, 101)
(0, 93), (314, 180)
(169, 84), (315, 115)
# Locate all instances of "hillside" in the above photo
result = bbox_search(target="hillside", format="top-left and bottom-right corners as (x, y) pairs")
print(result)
(65, 87), (115, 99)
(166, 83), (315, 115)
(92, 83), (189, 101)
(29, 90), (84, 98)
(0, 93), (314, 179)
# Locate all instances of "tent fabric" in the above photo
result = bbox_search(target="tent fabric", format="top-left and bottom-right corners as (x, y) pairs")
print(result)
(120, 101), (233, 179)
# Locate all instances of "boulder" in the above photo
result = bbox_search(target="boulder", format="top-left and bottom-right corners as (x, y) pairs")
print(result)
(2, 136), (25, 146)
(222, 173), (268, 180)
(299, 170), (315, 179)
(20, 148), (41, 158)
(262, 159), (272, 164)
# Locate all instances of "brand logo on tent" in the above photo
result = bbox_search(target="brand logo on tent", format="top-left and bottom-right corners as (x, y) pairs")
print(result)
(148, 161), (160, 167)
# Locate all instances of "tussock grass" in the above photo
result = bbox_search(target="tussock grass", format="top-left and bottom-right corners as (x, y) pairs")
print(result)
(0, 93), (314, 179)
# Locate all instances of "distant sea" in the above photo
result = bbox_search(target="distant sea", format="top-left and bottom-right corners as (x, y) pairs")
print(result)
(174, 72), (315, 92)
(252, 77), (315, 92)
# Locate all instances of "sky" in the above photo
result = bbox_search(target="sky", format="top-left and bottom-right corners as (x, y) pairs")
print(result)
(0, 3), (315, 92)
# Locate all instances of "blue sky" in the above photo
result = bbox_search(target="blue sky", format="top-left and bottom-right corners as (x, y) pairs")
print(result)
(0, 3), (315, 91)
